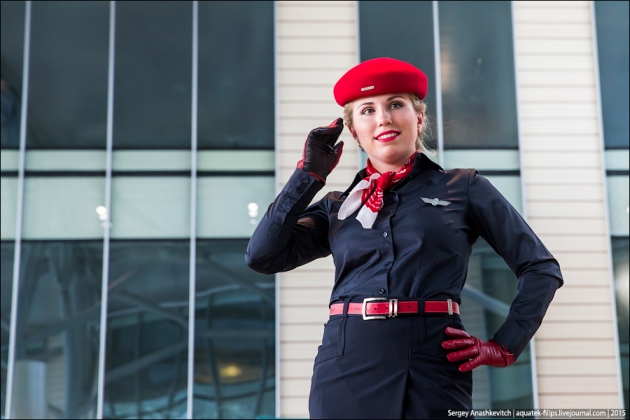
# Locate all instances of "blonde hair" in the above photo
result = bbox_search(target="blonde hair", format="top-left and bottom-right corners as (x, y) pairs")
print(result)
(343, 93), (431, 154)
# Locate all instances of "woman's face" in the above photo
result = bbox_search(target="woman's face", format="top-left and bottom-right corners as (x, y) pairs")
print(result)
(349, 92), (423, 173)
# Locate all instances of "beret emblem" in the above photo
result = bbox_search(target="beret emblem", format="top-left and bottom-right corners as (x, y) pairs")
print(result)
(361, 86), (375, 91)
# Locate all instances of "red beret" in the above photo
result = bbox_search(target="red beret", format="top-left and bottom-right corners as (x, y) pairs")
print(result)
(333, 57), (428, 106)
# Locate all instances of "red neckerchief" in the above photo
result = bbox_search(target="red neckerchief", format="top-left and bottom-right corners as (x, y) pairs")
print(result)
(362, 152), (417, 213)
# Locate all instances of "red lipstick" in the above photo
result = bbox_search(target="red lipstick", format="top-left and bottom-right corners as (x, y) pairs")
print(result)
(375, 130), (400, 142)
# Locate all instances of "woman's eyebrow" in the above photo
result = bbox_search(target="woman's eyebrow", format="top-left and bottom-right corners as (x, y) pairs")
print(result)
(387, 95), (405, 101)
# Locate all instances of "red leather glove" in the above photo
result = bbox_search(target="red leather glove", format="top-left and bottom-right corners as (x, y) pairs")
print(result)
(297, 118), (344, 184)
(442, 327), (516, 372)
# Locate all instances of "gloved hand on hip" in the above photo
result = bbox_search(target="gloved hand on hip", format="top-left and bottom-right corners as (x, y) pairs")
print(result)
(442, 327), (516, 372)
(297, 118), (344, 184)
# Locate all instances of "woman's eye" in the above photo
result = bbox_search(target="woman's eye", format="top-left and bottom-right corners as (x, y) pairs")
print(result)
(361, 108), (374, 115)
(390, 102), (403, 109)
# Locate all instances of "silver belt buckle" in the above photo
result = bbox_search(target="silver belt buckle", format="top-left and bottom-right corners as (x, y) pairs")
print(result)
(362, 297), (387, 320)
(447, 298), (453, 315)
(362, 297), (399, 320)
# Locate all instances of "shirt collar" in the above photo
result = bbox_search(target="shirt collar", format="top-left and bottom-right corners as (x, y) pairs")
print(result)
(342, 152), (445, 198)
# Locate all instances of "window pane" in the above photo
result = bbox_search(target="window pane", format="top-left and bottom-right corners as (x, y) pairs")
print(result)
(1, 177), (18, 240)
(196, 177), (275, 238)
(439, 1), (518, 149)
(461, 239), (534, 409)
(1, 242), (14, 417)
(595, 1), (629, 149)
(611, 237), (629, 410)
(1, 0), (25, 149)
(359, 1), (437, 151)
(197, 1), (274, 150)
(111, 177), (191, 239)
(607, 176), (630, 237)
(12, 240), (103, 419)
(113, 1), (192, 149)
(104, 241), (189, 419)
(194, 239), (275, 419)
(27, 1), (109, 149)
(22, 177), (105, 240)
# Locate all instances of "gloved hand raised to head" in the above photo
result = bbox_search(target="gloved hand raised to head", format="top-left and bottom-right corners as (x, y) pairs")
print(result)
(442, 327), (516, 372)
(297, 118), (344, 185)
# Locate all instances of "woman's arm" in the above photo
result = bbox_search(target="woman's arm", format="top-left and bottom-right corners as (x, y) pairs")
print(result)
(246, 119), (344, 274)
(245, 168), (332, 274)
(467, 170), (564, 359)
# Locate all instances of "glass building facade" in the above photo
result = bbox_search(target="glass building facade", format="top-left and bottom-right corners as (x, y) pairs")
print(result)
(1, 1), (275, 418)
(2, 1), (628, 418)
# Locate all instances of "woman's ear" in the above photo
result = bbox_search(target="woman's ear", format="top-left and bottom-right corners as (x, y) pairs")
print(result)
(348, 125), (358, 140)
(417, 113), (424, 127)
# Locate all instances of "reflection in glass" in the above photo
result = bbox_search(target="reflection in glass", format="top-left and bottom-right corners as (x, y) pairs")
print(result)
(104, 241), (189, 419)
(359, 1), (438, 151)
(12, 241), (103, 419)
(194, 240), (275, 419)
(439, 1), (518, 149)
(1, 1), (25, 149)
(1, 242), (14, 416)
(113, 1), (192, 149)
(27, 1), (109, 149)
(198, 1), (274, 149)
(611, 237), (629, 410)
(595, 1), (629, 149)
(461, 239), (533, 409)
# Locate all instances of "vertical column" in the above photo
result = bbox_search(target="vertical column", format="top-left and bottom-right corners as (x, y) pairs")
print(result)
(275, 1), (358, 417)
(513, 0), (620, 409)
(96, 2), (116, 418)
(187, 2), (199, 418)
(4, 2), (31, 418)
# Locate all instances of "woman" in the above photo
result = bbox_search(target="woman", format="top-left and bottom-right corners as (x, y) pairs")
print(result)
(246, 58), (563, 419)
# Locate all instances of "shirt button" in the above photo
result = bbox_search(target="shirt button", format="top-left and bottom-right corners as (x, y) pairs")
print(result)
(383, 232), (388, 237)
(378, 288), (386, 295)
(297, 187), (304, 193)
(302, 178), (309, 184)
(384, 262), (392, 268)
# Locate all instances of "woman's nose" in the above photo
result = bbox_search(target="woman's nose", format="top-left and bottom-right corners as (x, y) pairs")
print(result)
(376, 108), (392, 126)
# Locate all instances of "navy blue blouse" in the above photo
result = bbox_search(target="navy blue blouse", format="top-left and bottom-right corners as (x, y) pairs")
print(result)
(246, 152), (563, 357)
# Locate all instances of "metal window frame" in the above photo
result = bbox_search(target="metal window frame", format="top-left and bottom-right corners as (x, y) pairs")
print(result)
(187, 2), (199, 418)
(4, 1), (31, 418)
(96, 2), (117, 418)
(273, 2), (281, 417)
(432, 1), (445, 168)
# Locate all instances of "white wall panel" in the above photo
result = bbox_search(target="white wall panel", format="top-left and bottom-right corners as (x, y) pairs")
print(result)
(513, 0), (621, 408)
(276, 2), (358, 415)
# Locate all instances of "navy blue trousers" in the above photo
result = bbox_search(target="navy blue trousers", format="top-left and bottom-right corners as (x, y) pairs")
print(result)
(309, 313), (473, 419)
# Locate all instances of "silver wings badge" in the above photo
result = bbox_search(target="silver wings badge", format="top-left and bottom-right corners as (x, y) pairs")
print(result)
(421, 197), (451, 206)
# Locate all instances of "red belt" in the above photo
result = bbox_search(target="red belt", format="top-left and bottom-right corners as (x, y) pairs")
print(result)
(329, 298), (459, 320)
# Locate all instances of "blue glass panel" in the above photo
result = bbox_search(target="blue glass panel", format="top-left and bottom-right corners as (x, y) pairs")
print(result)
(611, 237), (629, 410)
(26, 1), (109, 149)
(13, 240), (103, 418)
(1, 242), (15, 416)
(113, 1), (192, 149)
(197, 1), (274, 150)
(194, 239), (275, 419)
(104, 240), (190, 419)
(438, 1), (518, 149)
(595, 1), (629, 149)
(1, 1), (25, 149)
